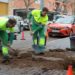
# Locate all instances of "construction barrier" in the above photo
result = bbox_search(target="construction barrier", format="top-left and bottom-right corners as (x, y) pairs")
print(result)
(70, 36), (75, 51)
(66, 65), (73, 75)
(21, 31), (25, 40)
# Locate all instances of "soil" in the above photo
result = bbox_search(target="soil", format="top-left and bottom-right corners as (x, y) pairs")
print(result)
(0, 49), (75, 75)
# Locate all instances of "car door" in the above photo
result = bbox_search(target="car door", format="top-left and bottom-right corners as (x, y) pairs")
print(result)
(72, 18), (75, 35)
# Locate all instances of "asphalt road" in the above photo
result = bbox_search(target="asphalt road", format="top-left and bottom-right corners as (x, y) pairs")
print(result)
(11, 31), (60, 51)
(0, 31), (68, 75)
(0, 65), (66, 75)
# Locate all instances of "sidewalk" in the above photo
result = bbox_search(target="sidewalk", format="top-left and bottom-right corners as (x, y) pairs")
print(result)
(46, 37), (70, 50)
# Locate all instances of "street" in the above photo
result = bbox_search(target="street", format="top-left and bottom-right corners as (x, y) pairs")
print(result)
(0, 0), (75, 74)
(11, 31), (60, 51)
(0, 31), (73, 75)
(11, 31), (70, 51)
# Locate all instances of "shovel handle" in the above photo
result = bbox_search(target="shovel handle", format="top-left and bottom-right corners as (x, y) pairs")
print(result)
(28, 22), (32, 32)
(7, 44), (16, 52)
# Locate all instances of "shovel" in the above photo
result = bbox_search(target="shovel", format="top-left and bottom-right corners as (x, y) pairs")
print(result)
(7, 45), (19, 56)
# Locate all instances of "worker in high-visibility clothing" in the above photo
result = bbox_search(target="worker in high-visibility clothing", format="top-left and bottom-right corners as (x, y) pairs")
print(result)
(0, 17), (16, 63)
(28, 7), (49, 55)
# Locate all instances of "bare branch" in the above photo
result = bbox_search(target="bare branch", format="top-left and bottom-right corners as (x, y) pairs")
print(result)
(29, 0), (35, 6)
(23, 0), (34, 7)
(28, 0), (30, 6)
(23, 0), (28, 7)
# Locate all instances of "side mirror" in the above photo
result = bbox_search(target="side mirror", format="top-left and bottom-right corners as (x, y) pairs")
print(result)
(72, 22), (75, 25)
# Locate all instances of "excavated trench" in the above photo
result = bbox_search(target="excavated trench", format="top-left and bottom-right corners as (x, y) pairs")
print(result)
(0, 49), (75, 75)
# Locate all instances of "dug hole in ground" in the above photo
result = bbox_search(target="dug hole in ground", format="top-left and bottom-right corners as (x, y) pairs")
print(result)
(0, 48), (75, 75)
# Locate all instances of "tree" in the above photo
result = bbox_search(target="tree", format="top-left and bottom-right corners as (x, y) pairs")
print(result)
(23, 0), (35, 17)
(23, 0), (35, 10)
(71, 0), (75, 15)
(65, 0), (75, 15)
(9, 0), (35, 17)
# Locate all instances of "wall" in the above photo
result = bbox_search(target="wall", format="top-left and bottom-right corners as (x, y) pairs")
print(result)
(8, 0), (73, 15)
(8, 0), (56, 15)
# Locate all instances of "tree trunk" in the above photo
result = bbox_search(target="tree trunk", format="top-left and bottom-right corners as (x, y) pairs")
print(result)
(72, 0), (75, 15)
(23, 0), (34, 18)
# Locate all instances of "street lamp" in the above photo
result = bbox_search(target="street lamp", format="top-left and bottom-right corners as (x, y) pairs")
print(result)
(34, 0), (44, 9)
(40, 0), (44, 9)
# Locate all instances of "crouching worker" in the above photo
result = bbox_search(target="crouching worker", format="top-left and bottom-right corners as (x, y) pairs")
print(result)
(0, 17), (16, 63)
(28, 7), (49, 55)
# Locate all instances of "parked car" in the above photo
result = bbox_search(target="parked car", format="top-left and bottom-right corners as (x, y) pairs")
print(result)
(47, 16), (75, 37)
(20, 19), (29, 30)
(53, 14), (67, 22)
(20, 19), (32, 30)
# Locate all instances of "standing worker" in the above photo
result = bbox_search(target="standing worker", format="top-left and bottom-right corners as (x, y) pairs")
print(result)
(0, 17), (16, 63)
(28, 7), (49, 55)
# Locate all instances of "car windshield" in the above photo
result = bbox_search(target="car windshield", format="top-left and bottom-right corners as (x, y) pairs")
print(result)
(55, 16), (74, 24)
(54, 15), (65, 21)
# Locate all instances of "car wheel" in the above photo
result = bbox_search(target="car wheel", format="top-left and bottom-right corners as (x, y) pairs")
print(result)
(69, 30), (73, 36)
(48, 33), (52, 37)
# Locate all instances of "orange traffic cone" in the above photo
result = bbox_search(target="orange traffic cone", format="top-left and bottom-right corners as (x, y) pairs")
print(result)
(67, 65), (73, 75)
(21, 31), (25, 40)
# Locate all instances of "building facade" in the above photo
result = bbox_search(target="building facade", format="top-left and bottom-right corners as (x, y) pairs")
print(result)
(8, 0), (56, 16)
(8, 0), (73, 17)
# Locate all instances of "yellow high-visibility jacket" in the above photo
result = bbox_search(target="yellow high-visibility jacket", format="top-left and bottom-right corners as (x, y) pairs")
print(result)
(28, 9), (48, 25)
(0, 17), (14, 32)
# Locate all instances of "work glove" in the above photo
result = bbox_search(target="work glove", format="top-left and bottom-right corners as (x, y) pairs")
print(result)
(37, 23), (45, 29)
(39, 24), (44, 28)
(30, 24), (45, 36)
(30, 31), (34, 36)
(30, 25), (43, 36)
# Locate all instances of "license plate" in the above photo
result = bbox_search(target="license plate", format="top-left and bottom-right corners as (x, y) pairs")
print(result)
(52, 30), (59, 32)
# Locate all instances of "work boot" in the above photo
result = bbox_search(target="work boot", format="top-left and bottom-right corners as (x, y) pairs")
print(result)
(35, 52), (45, 56)
(35, 46), (45, 54)
(39, 46), (46, 50)
(2, 55), (10, 63)
(32, 45), (38, 49)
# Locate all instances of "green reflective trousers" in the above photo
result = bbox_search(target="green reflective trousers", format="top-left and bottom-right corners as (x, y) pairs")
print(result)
(32, 21), (46, 53)
(0, 31), (14, 57)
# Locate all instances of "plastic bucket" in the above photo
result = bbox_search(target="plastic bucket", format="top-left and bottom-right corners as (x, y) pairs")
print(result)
(70, 36), (75, 51)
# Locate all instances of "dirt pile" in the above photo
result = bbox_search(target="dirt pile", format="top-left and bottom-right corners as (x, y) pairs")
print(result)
(0, 49), (75, 70)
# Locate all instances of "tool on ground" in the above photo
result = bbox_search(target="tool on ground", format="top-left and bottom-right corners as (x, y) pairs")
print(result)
(28, 21), (34, 35)
(7, 44), (19, 56)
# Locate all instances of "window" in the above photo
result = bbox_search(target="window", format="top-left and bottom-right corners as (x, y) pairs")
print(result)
(34, 0), (40, 4)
